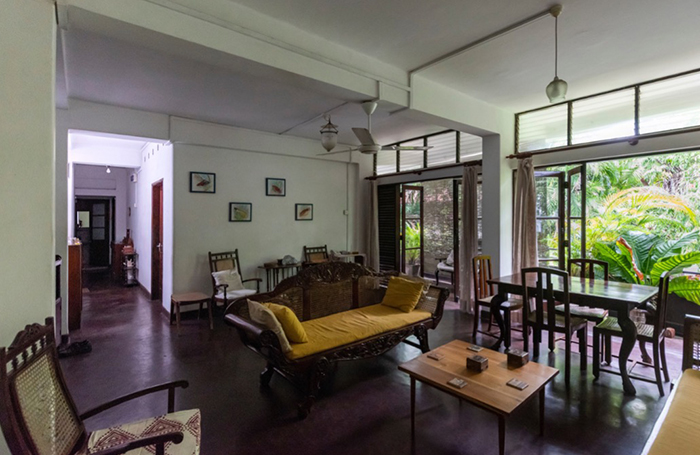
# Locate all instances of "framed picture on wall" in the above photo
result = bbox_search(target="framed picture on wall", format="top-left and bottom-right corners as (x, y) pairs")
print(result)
(295, 203), (313, 221)
(190, 172), (215, 193)
(266, 178), (286, 196)
(229, 202), (252, 222)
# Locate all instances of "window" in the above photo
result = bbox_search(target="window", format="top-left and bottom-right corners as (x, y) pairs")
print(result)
(399, 139), (425, 172)
(376, 150), (397, 175)
(460, 132), (483, 161)
(517, 105), (568, 152)
(640, 71), (700, 134)
(572, 89), (635, 143)
(427, 132), (456, 167)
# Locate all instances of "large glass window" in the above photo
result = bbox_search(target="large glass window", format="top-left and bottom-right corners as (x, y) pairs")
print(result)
(376, 150), (397, 175)
(640, 72), (700, 134)
(427, 132), (456, 167)
(460, 132), (483, 161)
(399, 139), (425, 172)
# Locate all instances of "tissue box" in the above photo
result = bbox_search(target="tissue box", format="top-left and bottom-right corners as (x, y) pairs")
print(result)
(507, 349), (529, 368)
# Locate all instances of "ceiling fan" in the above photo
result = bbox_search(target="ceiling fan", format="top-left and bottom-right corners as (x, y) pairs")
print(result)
(319, 101), (432, 155)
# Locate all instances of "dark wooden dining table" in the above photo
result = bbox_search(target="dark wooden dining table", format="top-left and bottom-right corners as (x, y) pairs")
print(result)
(486, 273), (658, 395)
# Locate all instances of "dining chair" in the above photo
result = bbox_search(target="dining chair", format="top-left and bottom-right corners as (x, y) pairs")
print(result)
(472, 255), (523, 348)
(553, 259), (609, 355)
(522, 267), (588, 386)
(592, 272), (671, 396)
(303, 245), (329, 267)
(0, 318), (200, 455)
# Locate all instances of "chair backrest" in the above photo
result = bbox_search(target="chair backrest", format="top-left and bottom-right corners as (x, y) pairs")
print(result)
(521, 267), (571, 330)
(303, 245), (329, 264)
(568, 258), (609, 281)
(0, 318), (86, 455)
(472, 255), (494, 300)
(653, 272), (671, 340)
(209, 250), (244, 289)
(683, 314), (700, 371)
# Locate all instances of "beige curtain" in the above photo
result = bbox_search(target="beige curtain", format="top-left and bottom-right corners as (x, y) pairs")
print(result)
(512, 157), (538, 275)
(367, 180), (380, 271)
(459, 166), (479, 313)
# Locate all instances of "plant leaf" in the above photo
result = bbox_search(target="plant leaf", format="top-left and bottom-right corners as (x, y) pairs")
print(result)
(620, 231), (657, 275)
(650, 252), (700, 284)
(669, 275), (700, 305)
(592, 242), (638, 284)
(649, 231), (700, 265)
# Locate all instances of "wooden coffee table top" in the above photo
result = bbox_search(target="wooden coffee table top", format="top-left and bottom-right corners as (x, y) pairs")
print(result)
(399, 339), (559, 416)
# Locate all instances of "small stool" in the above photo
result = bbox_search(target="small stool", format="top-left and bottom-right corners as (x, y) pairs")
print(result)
(170, 292), (213, 334)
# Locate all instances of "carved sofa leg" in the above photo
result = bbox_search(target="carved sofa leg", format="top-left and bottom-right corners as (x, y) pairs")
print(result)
(260, 363), (275, 388)
(298, 357), (332, 419)
(415, 325), (430, 353)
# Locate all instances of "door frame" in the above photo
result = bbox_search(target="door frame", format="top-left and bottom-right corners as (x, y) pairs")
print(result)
(151, 180), (163, 301)
(401, 185), (424, 276)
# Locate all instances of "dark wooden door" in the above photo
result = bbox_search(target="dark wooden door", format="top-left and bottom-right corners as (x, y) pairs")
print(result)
(75, 198), (113, 268)
(378, 184), (400, 272)
(401, 185), (424, 276)
(151, 181), (163, 300)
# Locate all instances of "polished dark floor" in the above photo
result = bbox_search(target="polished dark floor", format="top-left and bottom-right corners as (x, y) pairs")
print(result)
(61, 273), (682, 455)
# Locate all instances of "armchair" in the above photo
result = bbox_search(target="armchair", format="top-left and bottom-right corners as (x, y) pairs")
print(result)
(0, 318), (200, 455)
(209, 249), (262, 309)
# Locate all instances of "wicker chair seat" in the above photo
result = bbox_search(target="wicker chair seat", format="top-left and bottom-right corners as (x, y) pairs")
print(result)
(80, 409), (201, 455)
(555, 304), (608, 322)
(527, 312), (588, 332)
(595, 316), (656, 340)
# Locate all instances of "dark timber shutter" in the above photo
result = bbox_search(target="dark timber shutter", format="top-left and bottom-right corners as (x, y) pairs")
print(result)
(378, 184), (399, 271)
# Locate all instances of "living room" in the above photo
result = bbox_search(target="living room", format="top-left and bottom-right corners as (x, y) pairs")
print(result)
(2, 1), (700, 454)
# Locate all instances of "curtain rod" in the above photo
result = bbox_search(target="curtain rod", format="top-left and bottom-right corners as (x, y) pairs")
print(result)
(365, 159), (482, 180)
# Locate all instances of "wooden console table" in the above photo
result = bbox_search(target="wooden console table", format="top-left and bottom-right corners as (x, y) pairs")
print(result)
(258, 262), (302, 292)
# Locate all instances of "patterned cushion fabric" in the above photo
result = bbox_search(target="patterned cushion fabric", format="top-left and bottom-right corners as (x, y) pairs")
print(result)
(211, 269), (244, 291)
(86, 409), (201, 455)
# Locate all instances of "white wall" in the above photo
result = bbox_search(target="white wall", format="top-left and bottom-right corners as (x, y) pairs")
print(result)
(74, 164), (131, 243)
(131, 142), (174, 305)
(1, 1), (55, 453)
(170, 119), (359, 298)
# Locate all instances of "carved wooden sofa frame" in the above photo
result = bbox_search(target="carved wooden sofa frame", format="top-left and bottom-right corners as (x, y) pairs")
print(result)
(224, 262), (448, 418)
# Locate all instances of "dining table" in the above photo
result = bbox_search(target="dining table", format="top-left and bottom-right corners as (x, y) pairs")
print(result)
(486, 273), (658, 395)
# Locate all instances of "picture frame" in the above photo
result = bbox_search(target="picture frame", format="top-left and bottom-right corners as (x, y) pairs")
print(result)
(266, 178), (286, 196)
(295, 203), (313, 221)
(190, 172), (216, 193)
(229, 202), (252, 222)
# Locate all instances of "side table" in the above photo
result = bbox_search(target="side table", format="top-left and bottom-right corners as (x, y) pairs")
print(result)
(170, 292), (213, 335)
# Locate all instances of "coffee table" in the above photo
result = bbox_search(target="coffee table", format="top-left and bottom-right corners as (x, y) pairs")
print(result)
(399, 339), (559, 455)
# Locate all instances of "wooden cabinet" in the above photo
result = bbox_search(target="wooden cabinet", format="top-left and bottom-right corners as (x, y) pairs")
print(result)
(68, 244), (83, 331)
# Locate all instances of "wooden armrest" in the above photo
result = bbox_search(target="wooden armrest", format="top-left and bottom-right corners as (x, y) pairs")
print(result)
(224, 314), (282, 350)
(89, 431), (184, 455)
(242, 278), (262, 283)
(215, 283), (229, 289)
(80, 380), (189, 420)
(435, 257), (447, 262)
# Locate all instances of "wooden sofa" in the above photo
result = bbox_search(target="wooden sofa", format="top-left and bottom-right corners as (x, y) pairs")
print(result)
(641, 314), (700, 454)
(224, 262), (448, 418)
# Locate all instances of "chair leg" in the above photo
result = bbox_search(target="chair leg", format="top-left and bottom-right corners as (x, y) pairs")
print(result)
(578, 328), (587, 371)
(652, 341), (664, 397)
(604, 335), (612, 365)
(533, 328), (541, 358)
(549, 327), (555, 352)
(639, 339), (652, 364)
(472, 302), (480, 340)
(523, 322), (530, 354)
(565, 332), (571, 386)
(504, 309), (512, 350)
(487, 313), (493, 332)
(660, 338), (670, 382)
(592, 329), (600, 380)
(435, 270), (440, 286)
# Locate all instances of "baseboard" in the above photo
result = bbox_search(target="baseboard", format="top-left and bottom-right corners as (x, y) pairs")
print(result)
(137, 281), (151, 300)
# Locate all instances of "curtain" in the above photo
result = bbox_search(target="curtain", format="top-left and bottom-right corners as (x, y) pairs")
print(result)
(459, 166), (479, 313)
(512, 157), (538, 274)
(367, 180), (380, 271)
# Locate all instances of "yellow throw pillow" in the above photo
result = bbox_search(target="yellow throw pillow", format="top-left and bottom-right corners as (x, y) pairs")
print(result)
(264, 303), (308, 343)
(381, 276), (425, 313)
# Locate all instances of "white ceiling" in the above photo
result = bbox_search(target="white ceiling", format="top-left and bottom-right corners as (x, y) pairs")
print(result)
(58, 0), (700, 146)
(230, 0), (700, 111)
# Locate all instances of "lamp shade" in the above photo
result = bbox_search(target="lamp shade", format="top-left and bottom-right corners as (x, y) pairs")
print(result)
(546, 76), (568, 103)
(320, 118), (338, 152)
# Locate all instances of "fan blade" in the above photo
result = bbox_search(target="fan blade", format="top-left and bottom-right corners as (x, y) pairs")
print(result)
(316, 147), (359, 156)
(352, 128), (377, 146)
(384, 145), (433, 151)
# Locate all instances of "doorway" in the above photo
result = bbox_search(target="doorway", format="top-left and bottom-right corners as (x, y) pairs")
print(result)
(151, 180), (163, 301)
(75, 197), (114, 269)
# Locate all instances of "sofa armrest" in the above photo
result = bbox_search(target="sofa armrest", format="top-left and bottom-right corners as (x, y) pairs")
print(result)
(223, 313), (283, 353)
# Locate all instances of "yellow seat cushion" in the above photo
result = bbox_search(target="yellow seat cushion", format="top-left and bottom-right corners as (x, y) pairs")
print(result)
(264, 303), (308, 343)
(381, 276), (425, 313)
(647, 369), (700, 455)
(287, 304), (432, 360)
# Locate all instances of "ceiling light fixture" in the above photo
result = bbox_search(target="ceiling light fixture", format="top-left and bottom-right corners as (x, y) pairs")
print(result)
(546, 5), (567, 103)
(320, 115), (339, 152)
(106, 165), (111, 174)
